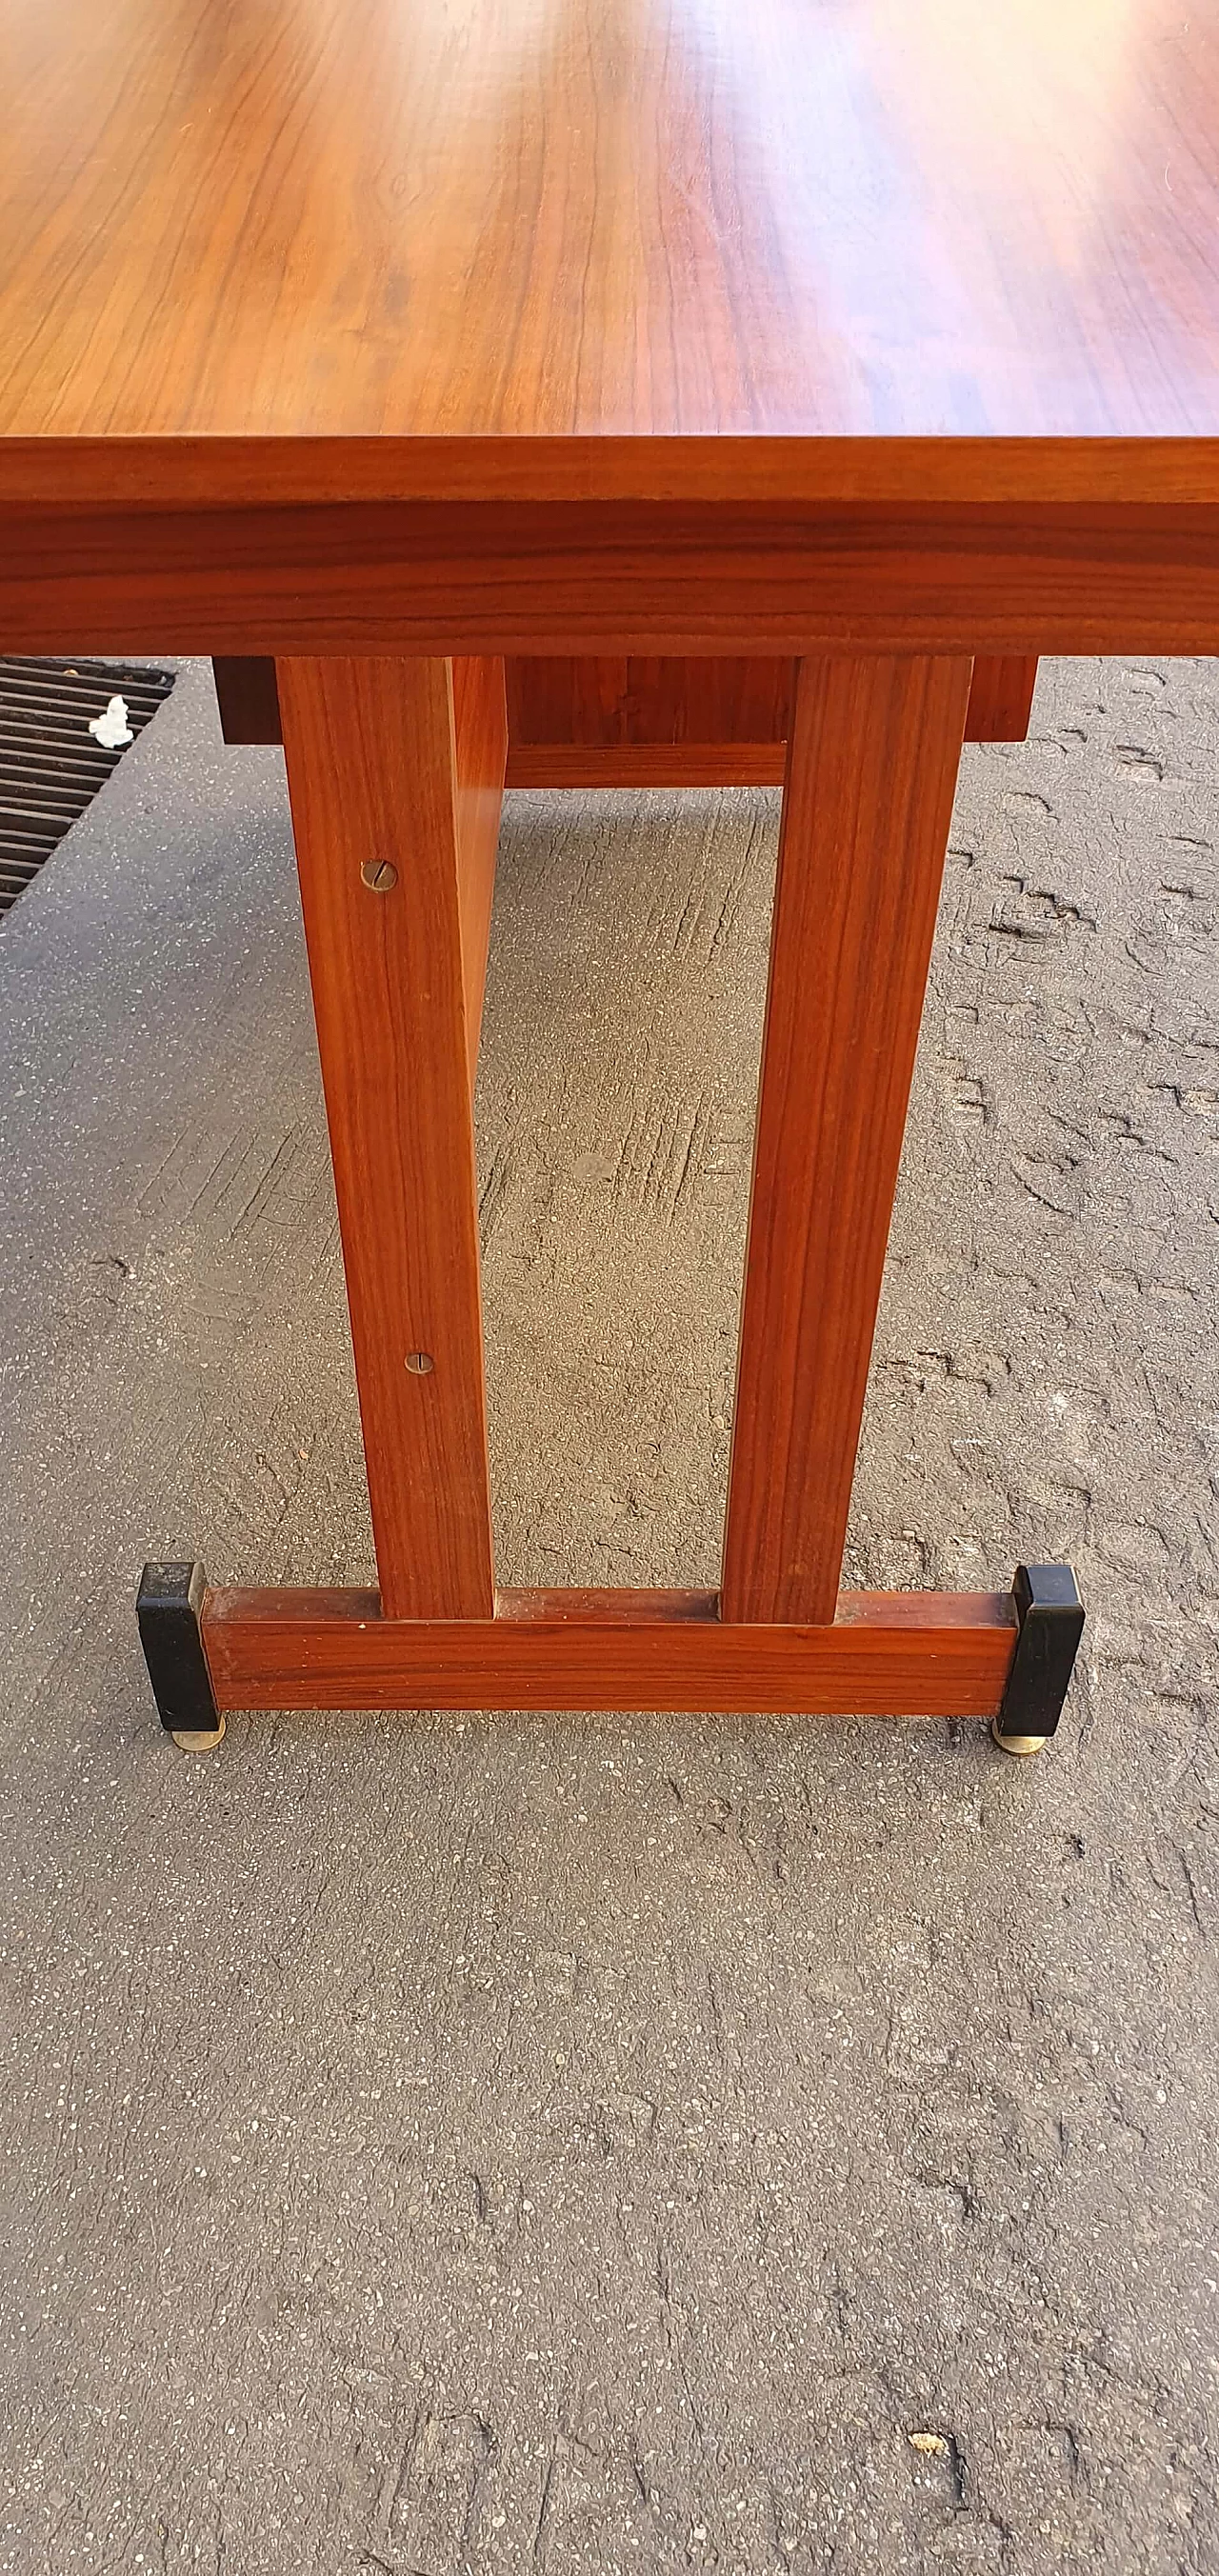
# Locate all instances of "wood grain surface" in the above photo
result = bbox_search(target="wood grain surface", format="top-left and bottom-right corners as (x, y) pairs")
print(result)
(4, 503), (1219, 656)
(277, 656), (499, 1621)
(507, 653), (1038, 764)
(201, 1586), (1018, 1716)
(722, 654), (974, 1626)
(450, 657), (510, 1085)
(3, 0), (1218, 501)
(217, 654), (1035, 767)
(507, 659), (795, 758)
(506, 743), (791, 789)
(211, 656), (281, 746)
(5, 438), (1219, 511)
(962, 654), (1039, 745)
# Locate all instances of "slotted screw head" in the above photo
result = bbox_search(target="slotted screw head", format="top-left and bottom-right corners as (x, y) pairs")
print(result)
(361, 858), (398, 892)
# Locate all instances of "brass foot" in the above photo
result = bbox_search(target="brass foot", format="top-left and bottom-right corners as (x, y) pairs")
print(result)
(170, 1717), (227, 1752)
(991, 1717), (1048, 1758)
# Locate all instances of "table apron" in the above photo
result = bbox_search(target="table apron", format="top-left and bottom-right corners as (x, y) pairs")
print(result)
(3, 502), (1219, 655)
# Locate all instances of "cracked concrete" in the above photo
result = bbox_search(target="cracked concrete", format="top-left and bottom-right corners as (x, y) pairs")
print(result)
(0, 656), (1217, 2573)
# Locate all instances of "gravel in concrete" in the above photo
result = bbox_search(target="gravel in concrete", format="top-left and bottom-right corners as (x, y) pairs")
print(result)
(1, 656), (1217, 2573)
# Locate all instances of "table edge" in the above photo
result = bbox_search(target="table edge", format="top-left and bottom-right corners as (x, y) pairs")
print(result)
(4, 432), (1219, 510)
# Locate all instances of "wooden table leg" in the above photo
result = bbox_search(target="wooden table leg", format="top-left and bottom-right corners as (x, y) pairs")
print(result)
(963, 653), (1038, 743)
(276, 654), (506, 1619)
(139, 643), (1085, 1753)
(212, 654), (282, 745)
(721, 654), (975, 1626)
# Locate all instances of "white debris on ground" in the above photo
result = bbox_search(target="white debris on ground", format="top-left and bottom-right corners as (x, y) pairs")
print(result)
(88, 694), (133, 749)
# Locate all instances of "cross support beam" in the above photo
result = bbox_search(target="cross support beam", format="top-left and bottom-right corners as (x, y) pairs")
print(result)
(136, 1566), (1083, 1734)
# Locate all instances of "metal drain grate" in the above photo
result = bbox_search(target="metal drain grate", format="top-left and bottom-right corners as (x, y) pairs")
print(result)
(0, 655), (175, 916)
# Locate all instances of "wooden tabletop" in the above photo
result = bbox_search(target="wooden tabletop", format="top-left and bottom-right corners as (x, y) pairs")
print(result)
(2, 0), (1218, 507)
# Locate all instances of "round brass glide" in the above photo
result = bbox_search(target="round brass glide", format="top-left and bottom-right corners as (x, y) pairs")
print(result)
(990, 1719), (1048, 1757)
(170, 1718), (227, 1751)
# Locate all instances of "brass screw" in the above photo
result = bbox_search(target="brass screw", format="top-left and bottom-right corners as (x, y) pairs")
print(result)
(361, 858), (398, 892)
(405, 1350), (434, 1375)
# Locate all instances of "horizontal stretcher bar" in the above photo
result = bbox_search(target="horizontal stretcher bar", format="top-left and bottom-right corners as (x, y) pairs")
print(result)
(198, 1585), (1019, 1716)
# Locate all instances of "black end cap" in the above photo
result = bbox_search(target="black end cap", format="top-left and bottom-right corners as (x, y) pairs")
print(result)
(136, 1561), (219, 1734)
(998, 1563), (1085, 1741)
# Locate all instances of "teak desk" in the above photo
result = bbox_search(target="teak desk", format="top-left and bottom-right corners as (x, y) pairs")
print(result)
(5, 0), (1218, 1755)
